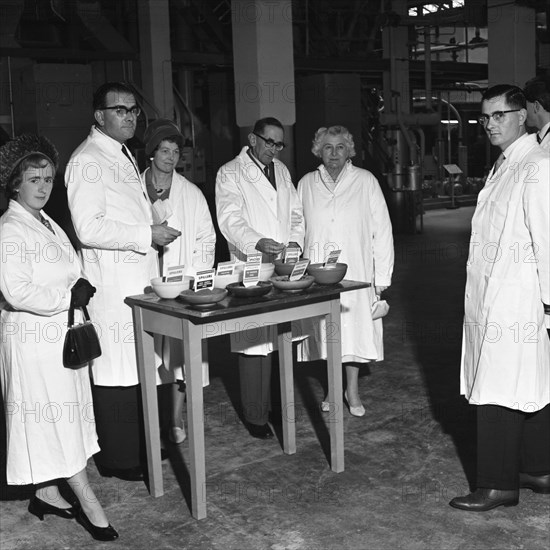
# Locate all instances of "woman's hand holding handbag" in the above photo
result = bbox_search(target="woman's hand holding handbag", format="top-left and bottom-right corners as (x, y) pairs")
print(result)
(63, 279), (101, 369)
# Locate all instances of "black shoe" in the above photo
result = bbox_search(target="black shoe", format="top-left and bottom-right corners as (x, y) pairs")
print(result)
(75, 508), (119, 542)
(449, 488), (519, 511)
(28, 496), (78, 521)
(97, 464), (144, 481)
(520, 472), (550, 494)
(245, 422), (274, 439)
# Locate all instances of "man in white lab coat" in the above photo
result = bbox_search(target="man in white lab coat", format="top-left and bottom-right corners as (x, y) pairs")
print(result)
(450, 85), (550, 511)
(216, 117), (304, 439)
(66, 82), (181, 481)
(524, 75), (550, 150)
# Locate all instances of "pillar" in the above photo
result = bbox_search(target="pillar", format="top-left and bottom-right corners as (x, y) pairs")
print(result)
(487, 0), (535, 87)
(138, 0), (174, 118)
(231, 0), (296, 175)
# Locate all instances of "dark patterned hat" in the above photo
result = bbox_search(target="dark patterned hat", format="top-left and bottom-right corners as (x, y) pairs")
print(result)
(0, 134), (59, 190)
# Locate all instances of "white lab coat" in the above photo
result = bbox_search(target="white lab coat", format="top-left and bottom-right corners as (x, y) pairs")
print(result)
(0, 201), (99, 484)
(215, 146), (305, 355)
(143, 168), (215, 385)
(460, 133), (550, 411)
(296, 161), (394, 362)
(66, 126), (158, 386)
(537, 122), (550, 150)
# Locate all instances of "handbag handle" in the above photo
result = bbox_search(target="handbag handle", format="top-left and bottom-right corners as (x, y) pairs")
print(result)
(68, 305), (91, 328)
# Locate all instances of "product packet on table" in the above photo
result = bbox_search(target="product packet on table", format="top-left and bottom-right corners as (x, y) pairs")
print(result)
(193, 268), (215, 291)
(289, 258), (310, 281)
(284, 246), (300, 264)
(324, 250), (341, 268)
(216, 261), (236, 277)
(163, 264), (185, 282)
(243, 252), (262, 287)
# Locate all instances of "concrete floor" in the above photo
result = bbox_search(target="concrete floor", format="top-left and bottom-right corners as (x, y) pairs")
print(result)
(1, 206), (549, 550)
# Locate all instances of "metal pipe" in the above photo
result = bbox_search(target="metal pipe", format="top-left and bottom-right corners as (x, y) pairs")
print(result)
(7, 56), (15, 137)
(424, 26), (432, 111)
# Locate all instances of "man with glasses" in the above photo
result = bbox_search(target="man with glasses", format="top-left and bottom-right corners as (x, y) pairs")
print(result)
(450, 85), (550, 511)
(216, 116), (304, 439)
(65, 82), (181, 481)
(523, 75), (550, 150)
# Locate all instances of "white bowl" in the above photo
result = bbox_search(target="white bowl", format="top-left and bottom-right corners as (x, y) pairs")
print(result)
(259, 263), (275, 281)
(151, 276), (192, 299)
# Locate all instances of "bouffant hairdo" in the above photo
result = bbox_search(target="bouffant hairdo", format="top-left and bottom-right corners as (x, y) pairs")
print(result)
(0, 134), (58, 199)
(311, 126), (355, 158)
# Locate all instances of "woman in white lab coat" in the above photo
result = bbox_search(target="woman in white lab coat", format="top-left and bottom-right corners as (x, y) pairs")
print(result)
(142, 119), (216, 444)
(297, 126), (394, 416)
(0, 135), (118, 541)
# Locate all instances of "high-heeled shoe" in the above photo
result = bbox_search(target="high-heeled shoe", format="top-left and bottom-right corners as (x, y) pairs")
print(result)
(75, 508), (119, 541)
(169, 426), (187, 444)
(28, 496), (78, 520)
(344, 391), (365, 417)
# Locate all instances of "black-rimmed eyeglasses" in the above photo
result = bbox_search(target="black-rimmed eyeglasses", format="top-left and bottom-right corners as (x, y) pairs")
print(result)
(478, 110), (520, 126)
(101, 105), (141, 118)
(253, 132), (285, 151)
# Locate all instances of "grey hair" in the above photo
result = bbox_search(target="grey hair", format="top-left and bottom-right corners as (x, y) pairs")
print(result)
(311, 125), (356, 158)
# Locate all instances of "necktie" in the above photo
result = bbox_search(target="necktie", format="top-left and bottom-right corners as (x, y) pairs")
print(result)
(40, 215), (55, 234)
(121, 145), (140, 179)
(264, 163), (276, 189)
(537, 133), (542, 144)
(492, 153), (505, 175)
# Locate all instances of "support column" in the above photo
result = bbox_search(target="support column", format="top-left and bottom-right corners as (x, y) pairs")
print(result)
(138, 0), (174, 118)
(231, 0), (296, 175)
(487, 0), (535, 86)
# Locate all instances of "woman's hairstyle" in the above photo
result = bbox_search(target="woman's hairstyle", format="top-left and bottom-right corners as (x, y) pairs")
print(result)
(482, 84), (526, 110)
(311, 125), (356, 158)
(5, 154), (55, 200)
(0, 134), (58, 199)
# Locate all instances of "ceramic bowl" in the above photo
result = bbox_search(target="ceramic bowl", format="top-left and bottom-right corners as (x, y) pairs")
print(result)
(179, 288), (227, 306)
(259, 263), (275, 281)
(306, 263), (348, 285)
(214, 271), (243, 288)
(226, 281), (273, 298)
(151, 276), (193, 299)
(273, 259), (299, 276)
(270, 275), (315, 292)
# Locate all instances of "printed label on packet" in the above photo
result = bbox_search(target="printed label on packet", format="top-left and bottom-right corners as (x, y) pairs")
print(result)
(289, 258), (310, 282)
(324, 250), (341, 268)
(216, 261), (236, 277)
(243, 252), (262, 287)
(193, 269), (215, 291)
(284, 246), (300, 264)
(163, 264), (185, 282)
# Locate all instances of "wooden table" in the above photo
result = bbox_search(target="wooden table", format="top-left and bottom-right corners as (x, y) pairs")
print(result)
(125, 280), (369, 519)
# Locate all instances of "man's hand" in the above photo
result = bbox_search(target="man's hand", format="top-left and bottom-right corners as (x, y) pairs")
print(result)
(256, 238), (285, 255)
(151, 223), (181, 246)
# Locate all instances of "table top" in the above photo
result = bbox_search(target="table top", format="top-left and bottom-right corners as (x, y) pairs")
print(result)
(125, 279), (370, 324)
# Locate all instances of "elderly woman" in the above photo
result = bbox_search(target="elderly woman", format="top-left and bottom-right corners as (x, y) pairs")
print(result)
(0, 135), (118, 541)
(297, 126), (394, 416)
(142, 119), (216, 444)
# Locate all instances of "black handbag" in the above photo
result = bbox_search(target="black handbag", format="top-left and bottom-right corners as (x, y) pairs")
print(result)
(63, 305), (102, 369)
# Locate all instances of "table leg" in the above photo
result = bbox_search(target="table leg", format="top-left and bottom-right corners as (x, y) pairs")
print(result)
(326, 298), (344, 473)
(132, 306), (163, 496)
(278, 321), (296, 454)
(181, 320), (206, 520)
